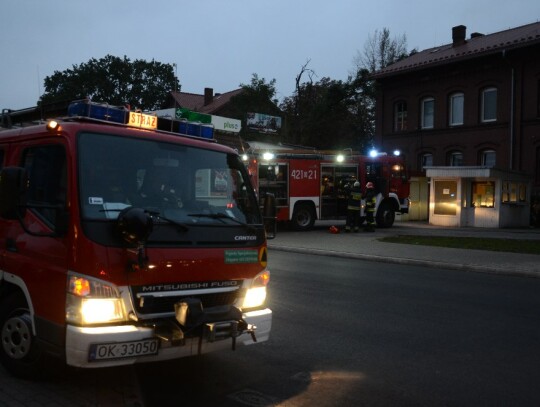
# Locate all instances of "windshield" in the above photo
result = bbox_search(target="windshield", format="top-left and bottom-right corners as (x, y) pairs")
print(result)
(78, 132), (262, 226)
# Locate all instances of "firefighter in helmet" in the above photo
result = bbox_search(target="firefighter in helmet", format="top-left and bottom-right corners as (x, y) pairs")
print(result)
(364, 181), (376, 232)
(345, 180), (362, 232)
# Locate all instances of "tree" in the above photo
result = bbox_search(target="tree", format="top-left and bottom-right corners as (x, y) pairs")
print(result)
(230, 73), (279, 114)
(40, 55), (179, 111)
(223, 74), (282, 140)
(349, 28), (412, 150)
(280, 60), (369, 150)
(280, 30), (411, 152)
(352, 27), (409, 73)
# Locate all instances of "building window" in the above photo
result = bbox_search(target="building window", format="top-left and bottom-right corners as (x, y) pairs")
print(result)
(394, 101), (408, 132)
(480, 150), (496, 167)
(420, 153), (433, 170)
(502, 181), (527, 204)
(421, 97), (434, 129)
(449, 93), (464, 126)
(448, 151), (463, 166)
(481, 87), (497, 122)
(471, 181), (495, 208)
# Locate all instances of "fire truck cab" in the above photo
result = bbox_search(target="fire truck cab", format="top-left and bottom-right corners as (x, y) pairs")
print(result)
(0, 100), (274, 378)
(246, 149), (410, 230)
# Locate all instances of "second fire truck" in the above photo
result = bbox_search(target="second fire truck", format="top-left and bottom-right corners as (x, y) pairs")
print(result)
(246, 149), (410, 230)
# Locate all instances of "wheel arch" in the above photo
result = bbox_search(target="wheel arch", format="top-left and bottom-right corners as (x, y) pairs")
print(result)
(0, 274), (36, 335)
(290, 199), (318, 231)
(375, 195), (400, 228)
(378, 194), (400, 213)
(291, 199), (318, 219)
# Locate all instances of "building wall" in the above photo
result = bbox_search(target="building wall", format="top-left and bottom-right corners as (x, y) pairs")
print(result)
(375, 45), (540, 198)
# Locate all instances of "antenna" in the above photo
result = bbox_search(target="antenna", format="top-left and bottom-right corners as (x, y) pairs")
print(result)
(37, 65), (43, 121)
(36, 65), (42, 100)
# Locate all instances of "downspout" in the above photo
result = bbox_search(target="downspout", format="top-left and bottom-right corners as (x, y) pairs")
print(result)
(510, 65), (515, 170)
(503, 48), (515, 170)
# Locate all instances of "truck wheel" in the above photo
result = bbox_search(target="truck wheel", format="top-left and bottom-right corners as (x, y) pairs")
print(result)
(0, 294), (44, 379)
(376, 201), (395, 228)
(291, 204), (315, 231)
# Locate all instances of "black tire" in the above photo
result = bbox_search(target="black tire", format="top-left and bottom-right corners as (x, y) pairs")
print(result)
(376, 201), (395, 228)
(0, 293), (44, 379)
(291, 204), (316, 231)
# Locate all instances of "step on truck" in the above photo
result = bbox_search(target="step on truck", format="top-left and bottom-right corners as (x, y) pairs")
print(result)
(0, 100), (275, 378)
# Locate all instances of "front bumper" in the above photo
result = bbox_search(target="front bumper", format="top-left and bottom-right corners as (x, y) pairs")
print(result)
(65, 308), (272, 368)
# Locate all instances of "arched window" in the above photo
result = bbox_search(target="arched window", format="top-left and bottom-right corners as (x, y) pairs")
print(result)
(480, 149), (496, 167)
(421, 97), (434, 129)
(448, 151), (463, 166)
(420, 153), (433, 170)
(449, 92), (464, 126)
(481, 87), (497, 122)
(394, 101), (408, 132)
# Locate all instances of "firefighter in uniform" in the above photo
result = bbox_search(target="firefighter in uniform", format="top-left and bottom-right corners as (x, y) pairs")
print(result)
(364, 181), (376, 232)
(345, 181), (362, 232)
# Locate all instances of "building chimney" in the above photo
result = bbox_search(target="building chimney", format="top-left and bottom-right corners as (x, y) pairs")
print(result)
(452, 25), (467, 46)
(204, 87), (213, 106)
(470, 32), (484, 39)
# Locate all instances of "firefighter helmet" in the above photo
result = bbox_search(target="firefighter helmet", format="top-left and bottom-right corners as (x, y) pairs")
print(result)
(366, 182), (374, 189)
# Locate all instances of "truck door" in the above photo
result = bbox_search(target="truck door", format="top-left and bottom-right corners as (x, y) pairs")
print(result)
(2, 143), (69, 327)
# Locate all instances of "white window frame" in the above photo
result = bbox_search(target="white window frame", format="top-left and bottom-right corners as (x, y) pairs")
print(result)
(481, 87), (497, 123)
(421, 97), (435, 129)
(449, 93), (464, 126)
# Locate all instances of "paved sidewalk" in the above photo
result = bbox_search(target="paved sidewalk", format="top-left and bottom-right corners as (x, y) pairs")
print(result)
(268, 221), (540, 278)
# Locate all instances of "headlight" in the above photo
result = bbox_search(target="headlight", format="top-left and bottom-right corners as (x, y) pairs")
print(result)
(241, 270), (270, 310)
(66, 273), (127, 326)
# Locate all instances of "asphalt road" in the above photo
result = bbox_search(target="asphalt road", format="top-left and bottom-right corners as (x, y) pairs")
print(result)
(136, 251), (540, 407)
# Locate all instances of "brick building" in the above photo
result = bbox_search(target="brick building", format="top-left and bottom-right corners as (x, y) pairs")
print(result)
(372, 22), (540, 226)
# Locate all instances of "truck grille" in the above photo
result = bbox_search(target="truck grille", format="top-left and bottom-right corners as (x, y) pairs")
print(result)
(131, 287), (242, 316)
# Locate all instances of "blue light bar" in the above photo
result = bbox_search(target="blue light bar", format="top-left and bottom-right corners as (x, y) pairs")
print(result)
(68, 100), (127, 124)
(67, 100), (214, 140)
(178, 121), (214, 139)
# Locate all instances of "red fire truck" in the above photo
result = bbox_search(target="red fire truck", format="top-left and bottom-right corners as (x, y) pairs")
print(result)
(0, 100), (274, 378)
(246, 148), (410, 230)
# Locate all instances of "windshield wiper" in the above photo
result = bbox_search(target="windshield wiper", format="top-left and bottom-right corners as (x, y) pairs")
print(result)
(146, 210), (189, 232)
(188, 212), (254, 229)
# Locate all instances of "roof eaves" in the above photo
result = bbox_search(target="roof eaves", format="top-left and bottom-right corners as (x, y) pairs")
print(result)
(372, 23), (540, 79)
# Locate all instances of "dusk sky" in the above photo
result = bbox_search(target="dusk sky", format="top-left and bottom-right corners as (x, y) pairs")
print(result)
(2, 0), (539, 110)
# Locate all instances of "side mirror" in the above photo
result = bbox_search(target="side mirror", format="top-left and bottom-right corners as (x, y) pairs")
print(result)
(0, 167), (28, 220)
(262, 193), (277, 239)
